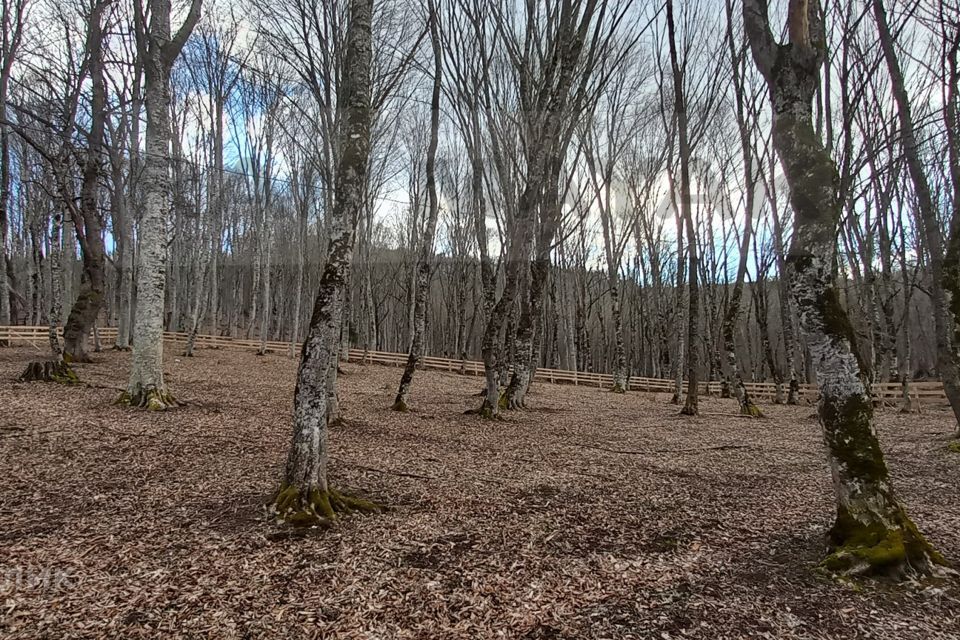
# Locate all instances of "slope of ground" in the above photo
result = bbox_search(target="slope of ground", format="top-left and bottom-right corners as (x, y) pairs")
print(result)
(0, 345), (958, 639)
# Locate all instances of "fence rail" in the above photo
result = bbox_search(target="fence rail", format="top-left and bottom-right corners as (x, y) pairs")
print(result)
(0, 325), (944, 405)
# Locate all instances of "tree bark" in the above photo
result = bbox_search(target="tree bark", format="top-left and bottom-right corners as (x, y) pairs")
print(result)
(667, 0), (699, 416)
(274, 0), (376, 526)
(393, 0), (442, 412)
(63, 1), (109, 363)
(123, 0), (200, 409)
(744, 0), (945, 578)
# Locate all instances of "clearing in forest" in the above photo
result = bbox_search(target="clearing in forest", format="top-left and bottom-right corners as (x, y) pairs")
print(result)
(1, 346), (959, 639)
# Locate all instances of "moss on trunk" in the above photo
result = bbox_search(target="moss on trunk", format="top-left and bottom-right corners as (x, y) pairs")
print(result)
(740, 401), (764, 418)
(18, 360), (79, 384)
(822, 505), (947, 578)
(117, 386), (178, 411)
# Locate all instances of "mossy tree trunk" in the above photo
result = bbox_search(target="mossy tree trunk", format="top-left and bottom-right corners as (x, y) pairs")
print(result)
(744, 0), (945, 578)
(62, 2), (108, 364)
(477, 178), (537, 418)
(505, 252), (550, 409)
(393, 1), (441, 413)
(275, 0), (374, 525)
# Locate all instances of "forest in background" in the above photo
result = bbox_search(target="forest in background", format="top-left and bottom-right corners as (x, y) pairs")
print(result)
(0, 0), (955, 401)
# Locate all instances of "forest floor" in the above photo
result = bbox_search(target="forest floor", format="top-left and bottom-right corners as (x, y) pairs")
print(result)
(1, 345), (959, 639)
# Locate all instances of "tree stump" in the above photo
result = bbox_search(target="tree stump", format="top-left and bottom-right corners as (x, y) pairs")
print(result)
(18, 360), (79, 384)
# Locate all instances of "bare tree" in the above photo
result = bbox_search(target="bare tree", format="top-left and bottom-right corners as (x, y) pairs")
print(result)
(273, 0), (381, 526)
(743, 0), (944, 577)
(61, 0), (110, 363)
(392, 0), (441, 412)
(0, 0), (30, 334)
(122, 0), (200, 409)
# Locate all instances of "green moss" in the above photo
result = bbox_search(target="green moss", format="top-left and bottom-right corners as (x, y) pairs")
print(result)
(822, 528), (906, 574)
(948, 441), (960, 454)
(820, 394), (886, 483)
(117, 387), (178, 411)
(741, 401), (764, 418)
(823, 505), (948, 577)
(18, 360), (80, 384)
(271, 483), (383, 528)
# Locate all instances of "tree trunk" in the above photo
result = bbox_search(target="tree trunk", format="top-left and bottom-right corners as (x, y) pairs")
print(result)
(123, 0), (200, 409)
(274, 0), (376, 526)
(63, 4), (108, 363)
(609, 277), (628, 393)
(393, 2), (442, 412)
(667, 0), (699, 416)
(744, 0), (944, 578)
(872, 0), (960, 429)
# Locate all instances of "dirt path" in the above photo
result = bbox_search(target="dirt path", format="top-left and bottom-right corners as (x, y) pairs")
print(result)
(1, 346), (958, 638)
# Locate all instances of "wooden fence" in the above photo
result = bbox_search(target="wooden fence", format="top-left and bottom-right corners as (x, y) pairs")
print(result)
(0, 325), (945, 405)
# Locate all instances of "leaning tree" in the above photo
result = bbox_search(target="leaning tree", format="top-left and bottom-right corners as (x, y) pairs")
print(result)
(272, 0), (382, 525)
(743, 0), (946, 577)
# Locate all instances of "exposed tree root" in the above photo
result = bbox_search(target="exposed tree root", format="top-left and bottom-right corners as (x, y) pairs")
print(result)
(610, 383), (627, 394)
(740, 402), (765, 418)
(505, 393), (525, 410)
(820, 509), (949, 579)
(464, 399), (502, 419)
(679, 403), (698, 416)
(390, 399), (411, 412)
(271, 484), (384, 528)
(117, 387), (179, 411)
(18, 360), (79, 384)
(669, 393), (681, 405)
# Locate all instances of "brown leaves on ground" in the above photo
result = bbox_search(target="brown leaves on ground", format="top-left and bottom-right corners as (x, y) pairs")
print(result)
(0, 345), (959, 639)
